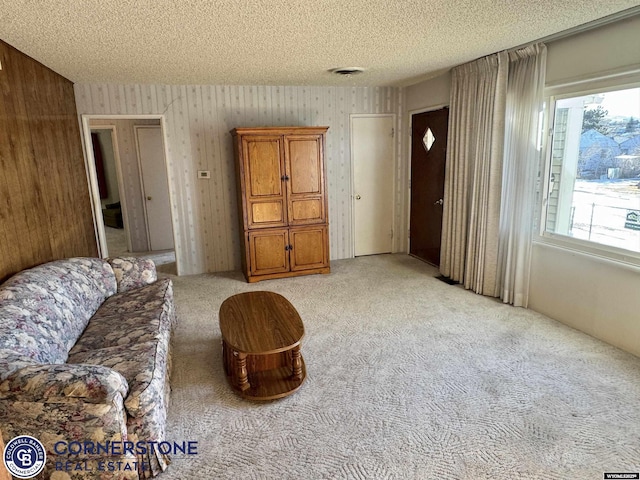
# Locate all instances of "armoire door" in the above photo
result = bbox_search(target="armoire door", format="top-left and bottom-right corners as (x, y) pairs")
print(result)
(284, 135), (326, 226)
(241, 135), (287, 229)
(248, 229), (290, 276)
(289, 226), (328, 271)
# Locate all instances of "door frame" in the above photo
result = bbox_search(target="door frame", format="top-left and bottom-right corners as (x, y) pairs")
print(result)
(349, 113), (397, 258)
(406, 104), (449, 253)
(80, 114), (180, 273)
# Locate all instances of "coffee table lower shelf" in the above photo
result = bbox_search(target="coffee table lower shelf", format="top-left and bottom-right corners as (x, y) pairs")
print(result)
(237, 361), (306, 400)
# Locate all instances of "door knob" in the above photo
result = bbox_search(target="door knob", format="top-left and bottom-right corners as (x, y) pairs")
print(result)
(434, 198), (443, 205)
(355, 195), (361, 200)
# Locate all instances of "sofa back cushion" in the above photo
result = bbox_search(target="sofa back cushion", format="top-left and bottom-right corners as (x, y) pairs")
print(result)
(0, 258), (117, 371)
(0, 306), (66, 362)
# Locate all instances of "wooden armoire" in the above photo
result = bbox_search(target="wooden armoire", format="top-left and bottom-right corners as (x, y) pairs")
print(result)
(231, 127), (330, 282)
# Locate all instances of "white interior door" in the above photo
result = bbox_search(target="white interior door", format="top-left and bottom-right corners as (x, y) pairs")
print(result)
(352, 115), (395, 256)
(135, 126), (174, 251)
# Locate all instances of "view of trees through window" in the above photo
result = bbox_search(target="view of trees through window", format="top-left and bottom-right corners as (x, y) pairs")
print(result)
(545, 86), (640, 253)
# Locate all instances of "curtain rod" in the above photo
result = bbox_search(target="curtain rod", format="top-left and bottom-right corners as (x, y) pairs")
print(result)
(509, 5), (640, 52)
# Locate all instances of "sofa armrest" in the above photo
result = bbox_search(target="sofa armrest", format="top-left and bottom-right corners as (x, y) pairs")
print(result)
(0, 364), (132, 475)
(107, 257), (157, 293)
(0, 364), (129, 404)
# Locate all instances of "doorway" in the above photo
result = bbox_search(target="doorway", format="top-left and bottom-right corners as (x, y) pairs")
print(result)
(82, 115), (178, 274)
(351, 114), (395, 257)
(89, 127), (128, 257)
(409, 107), (449, 266)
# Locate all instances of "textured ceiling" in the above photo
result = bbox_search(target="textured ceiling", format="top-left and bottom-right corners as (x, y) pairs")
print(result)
(1, 0), (639, 87)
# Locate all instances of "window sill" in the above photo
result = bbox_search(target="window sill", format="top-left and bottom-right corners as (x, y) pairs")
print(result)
(533, 233), (640, 272)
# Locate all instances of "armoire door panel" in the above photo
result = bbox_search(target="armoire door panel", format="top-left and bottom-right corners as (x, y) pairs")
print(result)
(289, 226), (328, 271)
(284, 135), (326, 225)
(244, 137), (284, 197)
(241, 135), (287, 228)
(250, 201), (285, 227)
(285, 136), (323, 195)
(249, 229), (289, 275)
(290, 198), (323, 224)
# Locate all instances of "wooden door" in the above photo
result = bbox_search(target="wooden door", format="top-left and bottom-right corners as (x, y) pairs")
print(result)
(248, 228), (289, 276)
(241, 135), (288, 229)
(284, 135), (326, 225)
(352, 115), (394, 256)
(135, 126), (174, 251)
(289, 226), (328, 271)
(410, 108), (449, 266)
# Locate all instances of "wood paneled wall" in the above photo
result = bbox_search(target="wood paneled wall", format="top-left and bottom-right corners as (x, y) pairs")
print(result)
(75, 84), (406, 275)
(0, 40), (96, 282)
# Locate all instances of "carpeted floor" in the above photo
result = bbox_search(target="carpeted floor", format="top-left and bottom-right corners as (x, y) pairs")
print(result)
(160, 254), (640, 479)
(105, 226), (128, 257)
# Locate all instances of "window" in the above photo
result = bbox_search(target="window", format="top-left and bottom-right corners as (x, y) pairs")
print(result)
(543, 85), (640, 255)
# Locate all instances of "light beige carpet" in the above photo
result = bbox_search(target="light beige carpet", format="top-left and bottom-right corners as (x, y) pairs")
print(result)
(160, 254), (640, 479)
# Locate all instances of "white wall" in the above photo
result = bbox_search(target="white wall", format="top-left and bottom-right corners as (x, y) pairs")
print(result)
(405, 71), (451, 112)
(529, 14), (640, 358)
(75, 85), (405, 275)
(546, 14), (640, 87)
(529, 245), (640, 356)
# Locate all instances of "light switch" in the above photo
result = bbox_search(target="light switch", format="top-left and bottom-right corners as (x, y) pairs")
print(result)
(198, 170), (211, 179)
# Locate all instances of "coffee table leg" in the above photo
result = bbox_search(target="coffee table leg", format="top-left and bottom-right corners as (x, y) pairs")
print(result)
(291, 346), (303, 380)
(222, 341), (229, 375)
(234, 351), (250, 392)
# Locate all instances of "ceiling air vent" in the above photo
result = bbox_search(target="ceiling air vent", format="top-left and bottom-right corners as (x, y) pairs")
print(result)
(329, 67), (365, 76)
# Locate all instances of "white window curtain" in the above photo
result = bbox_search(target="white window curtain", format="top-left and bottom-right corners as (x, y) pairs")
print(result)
(497, 45), (547, 307)
(440, 44), (546, 306)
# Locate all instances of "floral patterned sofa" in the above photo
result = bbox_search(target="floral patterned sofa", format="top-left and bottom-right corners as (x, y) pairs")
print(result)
(0, 257), (176, 479)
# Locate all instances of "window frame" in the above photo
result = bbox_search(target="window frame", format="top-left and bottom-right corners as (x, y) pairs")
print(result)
(537, 75), (640, 268)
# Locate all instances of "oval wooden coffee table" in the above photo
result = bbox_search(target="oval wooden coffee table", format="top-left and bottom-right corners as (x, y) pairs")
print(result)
(219, 291), (306, 400)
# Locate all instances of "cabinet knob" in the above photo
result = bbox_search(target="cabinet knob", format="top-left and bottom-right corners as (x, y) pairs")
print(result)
(281, 175), (290, 181)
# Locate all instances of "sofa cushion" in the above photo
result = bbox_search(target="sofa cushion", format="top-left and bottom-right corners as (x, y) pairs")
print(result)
(108, 257), (157, 293)
(0, 258), (116, 361)
(99, 278), (172, 316)
(68, 340), (170, 419)
(69, 279), (174, 355)
(0, 307), (67, 365)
